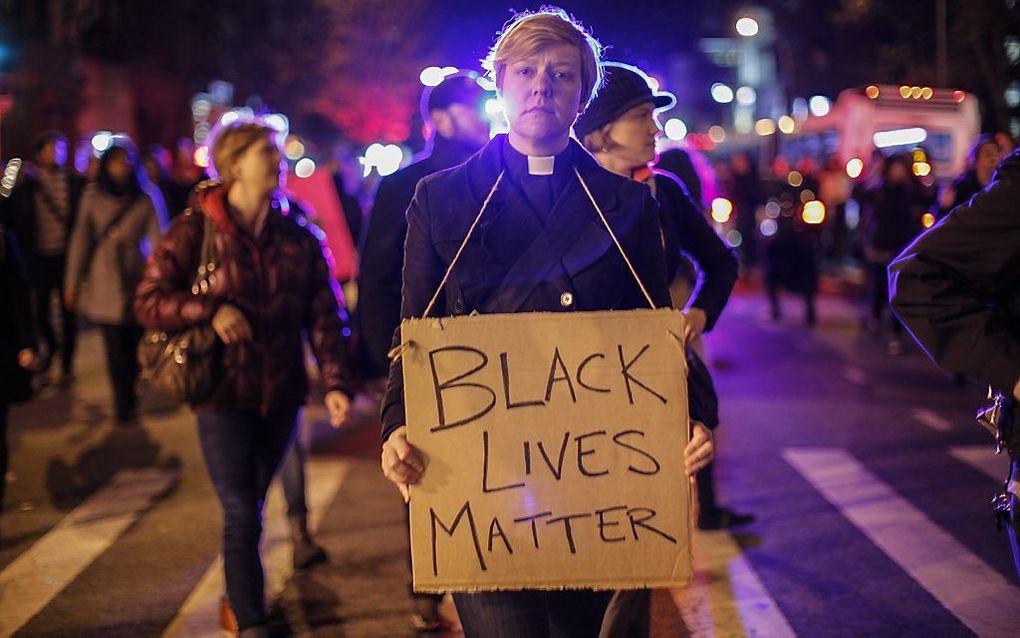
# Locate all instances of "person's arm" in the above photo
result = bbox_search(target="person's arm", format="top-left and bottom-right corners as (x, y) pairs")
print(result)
(63, 189), (94, 306)
(303, 222), (356, 412)
(133, 213), (221, 331)
(889, 154), (1020, 395)
(659, 175), (738, 332)
(357, 176), (410, 379)
(380, 178), (445, 442)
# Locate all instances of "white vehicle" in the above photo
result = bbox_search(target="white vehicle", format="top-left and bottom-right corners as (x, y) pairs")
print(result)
(777, 85), (980, 181)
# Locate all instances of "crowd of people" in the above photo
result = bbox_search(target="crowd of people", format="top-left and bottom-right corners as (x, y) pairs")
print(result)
(0, 4), (1018, 636)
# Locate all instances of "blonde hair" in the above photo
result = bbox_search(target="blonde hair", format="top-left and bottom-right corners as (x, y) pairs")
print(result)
(208, 121), (278, 188)
(482, 7), (604, 110)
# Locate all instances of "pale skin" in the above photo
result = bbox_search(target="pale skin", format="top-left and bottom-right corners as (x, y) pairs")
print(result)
(381, 46), (714, 501)
(590, 101), (708, 344)
(212, 135), (350, 427)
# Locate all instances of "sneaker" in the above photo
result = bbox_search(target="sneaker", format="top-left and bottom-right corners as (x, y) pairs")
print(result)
(411, 596), (444, 633)
(219, 595), (238, 634)
(697, 507), (756, 530)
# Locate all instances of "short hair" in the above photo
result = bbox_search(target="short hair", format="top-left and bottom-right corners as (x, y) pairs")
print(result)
(33, 130), (67, 155)
(482, 7), (604, 110)
(208, 120), (278, 188)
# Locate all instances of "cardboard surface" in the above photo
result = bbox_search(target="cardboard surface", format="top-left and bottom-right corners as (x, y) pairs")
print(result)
(401, 309), (692, 592)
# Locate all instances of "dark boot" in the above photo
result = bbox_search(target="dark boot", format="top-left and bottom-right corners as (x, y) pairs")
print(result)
(289, 515), (328, 570)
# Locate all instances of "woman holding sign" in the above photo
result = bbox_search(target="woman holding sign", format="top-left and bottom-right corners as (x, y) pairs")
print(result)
(380, 8), (714, 636)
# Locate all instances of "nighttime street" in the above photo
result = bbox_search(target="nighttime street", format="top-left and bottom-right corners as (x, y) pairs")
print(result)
(2, 1), (1020, 637)
(2, 289), (1018, 636)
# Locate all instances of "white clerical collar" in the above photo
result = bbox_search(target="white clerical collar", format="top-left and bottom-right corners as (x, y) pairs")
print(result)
(527, 155), (555, 176)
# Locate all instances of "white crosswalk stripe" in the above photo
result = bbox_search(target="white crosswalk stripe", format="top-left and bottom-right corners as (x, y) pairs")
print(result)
(949, 445), (1011, 483)
(784, 447), (1020, 636)
(671, 530), (795, 638)
(0, 468), (179, 636)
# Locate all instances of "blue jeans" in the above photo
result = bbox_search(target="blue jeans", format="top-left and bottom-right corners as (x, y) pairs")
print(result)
(197, 409), (298, 630)
(452, 590), (614, 638)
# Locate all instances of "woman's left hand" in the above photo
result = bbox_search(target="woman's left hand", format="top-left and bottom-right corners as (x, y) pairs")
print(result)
(684, 420), (714, 476)
(683, 308), (707, 344)
(325, 390), (351, 427)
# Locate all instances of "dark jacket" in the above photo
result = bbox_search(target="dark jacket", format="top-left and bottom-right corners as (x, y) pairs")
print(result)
(134, 183), (354, 412)
(12, 166), (85, 265)
(859, 182), (928, 262)
(889, 149), (1020, 401)
(649, 169), (738, 331)
(0, 225), (35, 403)
(356, 136), (481, 379)
(381, 136), (678, 440)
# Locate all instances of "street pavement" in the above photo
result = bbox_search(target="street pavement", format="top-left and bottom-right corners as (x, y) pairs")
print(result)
(1, 288), (1018, 637)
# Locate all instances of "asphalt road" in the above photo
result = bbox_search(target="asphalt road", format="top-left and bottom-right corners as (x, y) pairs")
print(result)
(2, 289), (1018, 637)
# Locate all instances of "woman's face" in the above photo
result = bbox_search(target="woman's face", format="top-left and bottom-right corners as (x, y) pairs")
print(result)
(232, 136), (282, 195)
(603, 101), (659, 170)
(106, 151), (132, 185)
(976, 142), (1000, 175)
(499, 43), (584, 147)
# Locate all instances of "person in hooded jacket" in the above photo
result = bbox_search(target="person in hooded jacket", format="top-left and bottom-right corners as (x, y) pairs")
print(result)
(65, 141), (167, 423)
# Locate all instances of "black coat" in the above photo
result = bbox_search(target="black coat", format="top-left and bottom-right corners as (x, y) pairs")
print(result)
(889, 150), (1020, 404)
(0, 226), (35, 403)
(356, 136), (482, 379)
(380, 135), (712, 440)
(651, 170), (738, 331)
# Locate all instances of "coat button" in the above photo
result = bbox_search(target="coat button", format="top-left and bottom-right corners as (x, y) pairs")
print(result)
(453, 299), (465, 314)
(560, 292), (574, 308)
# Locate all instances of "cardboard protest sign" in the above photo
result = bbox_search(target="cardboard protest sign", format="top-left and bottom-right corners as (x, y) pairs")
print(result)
(401, 308), (692, 592)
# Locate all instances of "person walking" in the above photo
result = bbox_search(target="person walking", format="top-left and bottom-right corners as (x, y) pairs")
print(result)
(13, 131), (85, 384)
(65, 141), (167, 423)
(135, 119), (354, 636)
(379, 9), (714, 636)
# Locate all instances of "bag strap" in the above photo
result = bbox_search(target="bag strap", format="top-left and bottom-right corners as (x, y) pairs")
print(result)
(421, 171), (504, 318)
(573, 167), (657, 309)
(190, 215), (217, 295)
(95, 196), (139, 247)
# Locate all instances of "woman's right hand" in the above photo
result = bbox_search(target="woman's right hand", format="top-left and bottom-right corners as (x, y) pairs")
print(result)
(212, 303), (252, 344)
(381, 425), (425, 503)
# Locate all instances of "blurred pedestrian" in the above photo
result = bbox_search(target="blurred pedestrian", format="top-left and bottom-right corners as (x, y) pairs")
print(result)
(379, 10), (714, 637)
(727, 152), (760, 269)
(858, 153), (929, 354)
(357, 69), (491, 632)
(357, 72), (491, 386)
(819, 154), (851, 263)
(765, 214), (818, 326)
(937, 134), (1000, 220)
(135, 119), (354, 637)
(0, 222), (38, 512)
(143, 143), (190, 220)
(12, 131), (84, 384)
(889, 147), (1020, 581)
(65, 141), (167, 423)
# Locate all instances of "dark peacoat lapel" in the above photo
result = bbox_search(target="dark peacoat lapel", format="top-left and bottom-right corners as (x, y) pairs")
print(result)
(453, 135), (632, 314)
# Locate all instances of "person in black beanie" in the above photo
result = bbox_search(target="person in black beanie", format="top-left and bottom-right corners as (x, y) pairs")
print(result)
(356, 71), (491, 386)
(575, 61), (750, 527)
